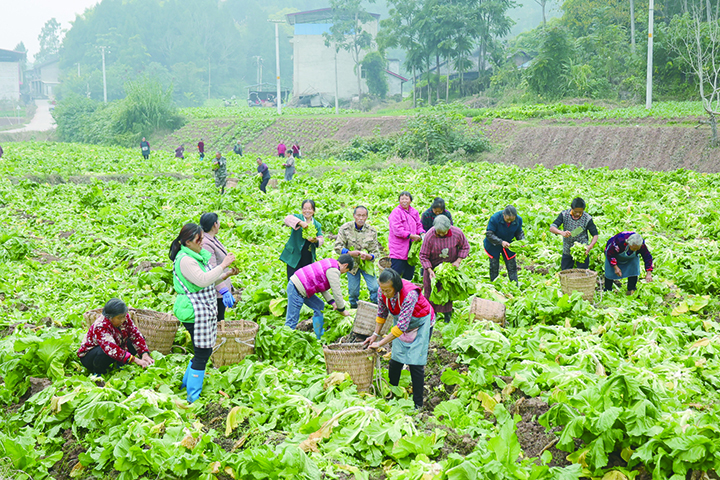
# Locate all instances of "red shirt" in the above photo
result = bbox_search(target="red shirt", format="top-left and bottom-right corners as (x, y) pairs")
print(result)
(78, 315), (149, 363)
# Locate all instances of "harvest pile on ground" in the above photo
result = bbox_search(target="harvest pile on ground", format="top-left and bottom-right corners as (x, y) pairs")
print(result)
(0, 141), (719, 479)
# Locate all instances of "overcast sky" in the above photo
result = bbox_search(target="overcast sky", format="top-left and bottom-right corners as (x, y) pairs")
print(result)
(1, 0), (99, 60)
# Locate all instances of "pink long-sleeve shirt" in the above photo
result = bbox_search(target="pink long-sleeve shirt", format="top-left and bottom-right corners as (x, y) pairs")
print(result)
(388, 204), (425, 260)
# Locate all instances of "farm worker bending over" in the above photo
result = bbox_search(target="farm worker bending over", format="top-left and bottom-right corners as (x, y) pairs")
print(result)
(484, 205), (525, 285)
(334, 205), (382, 308)
(280, 199), (324, 280)
(213, 151), (228, 195)
(175, 144), (185, 159)
(78, 298), (155, 375)
(170, 223), (239, 403)
(285, 254), (354, 339)
(200, 212), (236, 322)
(420, 197), (453, 232)
(420, 215), (470, 323)
(604, 232), (653, 294)
(549, 197), (599, 270)
(388, 191), (425, 281)
(363, 268), (435, 410)
(233, 141), (243, 156)
(256, 157), (270, 192)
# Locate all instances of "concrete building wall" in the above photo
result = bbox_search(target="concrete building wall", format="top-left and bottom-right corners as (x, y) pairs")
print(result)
(0, 62), (20, 101)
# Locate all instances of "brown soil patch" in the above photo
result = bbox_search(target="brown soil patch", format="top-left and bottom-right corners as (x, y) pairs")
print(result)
(49, 428), (84, 480)
(509, 397), (570, 467)
(127, 259), (166, 273)
(34, 252), (62, 264)
(424, 338), (461, 413)
(59, 230), (75, 239)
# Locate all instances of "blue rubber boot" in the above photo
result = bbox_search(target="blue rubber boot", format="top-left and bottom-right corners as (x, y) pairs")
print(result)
(181, 362), (192, 389)
(312, 314), (325, 340)
(186, 368), (206, 403)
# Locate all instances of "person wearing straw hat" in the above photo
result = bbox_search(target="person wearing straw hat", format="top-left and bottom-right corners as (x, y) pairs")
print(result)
(334, 205), (381, 309)
(200, 212), (236, 322)
(77, 298), (154, 375)
(484, 205), (524, 285)
(285, 254), (354, 339)
(363, 268), (435, 410)
(420, 215), (470, 323)
(549, 197), (599, 270)
(170, 223), (239, 403)
(604, 232), (653, 294)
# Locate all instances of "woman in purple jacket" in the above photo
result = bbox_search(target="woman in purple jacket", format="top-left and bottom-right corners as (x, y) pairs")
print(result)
(388, 191), (425, 281)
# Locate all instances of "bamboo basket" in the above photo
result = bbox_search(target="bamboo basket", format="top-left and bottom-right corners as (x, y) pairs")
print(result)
(469, 297), (506, 327)
(323, 343), (377, 392)
(211, 320), (259, 368)
(352, 300), (391, 337)
(129, 308), (180, 355)
(559, 269), (597, 302)
(378, 257), (391, 272)
(83, 308), (104, 329)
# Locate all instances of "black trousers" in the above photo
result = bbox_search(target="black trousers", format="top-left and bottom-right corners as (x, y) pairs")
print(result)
(388, 360), (425, 409)
(604, 276), (638, 292)
(259, 178), (269, 192)
(489, 256), (518, 284)
(561, 253), (589, 271)
(390, 258), (415, 281)
(217, 298), (226, 321)
(81, 343), (137, 375)
(181, 322), (213, 370)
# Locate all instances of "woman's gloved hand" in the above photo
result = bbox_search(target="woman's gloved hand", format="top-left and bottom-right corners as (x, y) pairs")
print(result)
(219, 288), (235, 308)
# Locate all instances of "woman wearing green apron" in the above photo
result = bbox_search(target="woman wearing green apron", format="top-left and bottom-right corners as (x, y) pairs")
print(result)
(604, 231), (653, 294)
(364, 268), (435, 409)
(169, 223), (239, 403)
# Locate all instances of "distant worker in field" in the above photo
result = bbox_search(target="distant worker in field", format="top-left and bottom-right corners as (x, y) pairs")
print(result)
(285, 255), (354, 339)
(604, 232), (653, 294)
(175, 144), (185, 159)
(277, 142), (286, 158)
(198, 138), (205, 160)
(484, 205), (524, 285)
(256, 157), (270, 193)
(282, 151), (296, 181)
(421, 197), (453, 232)
(140, 137), (150, 160)
(78, 298), (155, 375)
(213, 151), (228, 195)
(292, 142), (301, 159)
(549, 197), (599, 270)
(233, 140), (243, 156)
(334, 205), (382, 308)
(0, 144), (4, 158)
(169, 223), (239, 403)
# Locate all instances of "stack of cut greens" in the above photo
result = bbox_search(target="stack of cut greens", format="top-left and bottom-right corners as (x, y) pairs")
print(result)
(430, 262), (475, 304)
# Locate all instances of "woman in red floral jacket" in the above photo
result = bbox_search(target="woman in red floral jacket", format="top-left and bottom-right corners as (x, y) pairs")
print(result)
(78, 298), (155, 374)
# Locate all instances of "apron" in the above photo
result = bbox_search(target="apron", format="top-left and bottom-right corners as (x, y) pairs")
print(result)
(390, 312), (432, 366)
(604, 247), (640, 280)
(172, 269), (218, 348)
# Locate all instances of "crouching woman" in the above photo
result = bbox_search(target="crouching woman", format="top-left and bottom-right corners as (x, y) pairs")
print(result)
(77, 298), (154, 374)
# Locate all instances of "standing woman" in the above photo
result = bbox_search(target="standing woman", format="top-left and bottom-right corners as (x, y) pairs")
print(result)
(200, 213), (236, 322)
(282, 151), (296, 182)
(420, 197), (453, 232)
(388, 191), (425, 280)
(197, 138), (205, 160)
(549, 197), (599, 270)
(140, 138), (150, 160)
(604, 232), (653, 294)
(170, 223), (238, 403)
(213, 151), (228, 195)
(363, 268), (435, 410)
(484, 205), (525, 285)
(280, 199), (324, 280)
(420, 215), (470, 323)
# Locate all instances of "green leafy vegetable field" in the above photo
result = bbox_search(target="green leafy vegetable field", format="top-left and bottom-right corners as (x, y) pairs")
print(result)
(0, 141), (719, 479)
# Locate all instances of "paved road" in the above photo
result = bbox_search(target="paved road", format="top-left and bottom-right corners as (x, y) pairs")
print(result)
(4, 99), (56, 133)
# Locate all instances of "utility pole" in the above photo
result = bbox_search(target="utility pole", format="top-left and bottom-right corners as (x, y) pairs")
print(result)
(645, 0), (654, 109)
(99, 46), (108, 103)
(252, 56), (263, 84)
(274, 22), (282, 114)
(208, 60), (211, 100)
(334, 48), (339, 114)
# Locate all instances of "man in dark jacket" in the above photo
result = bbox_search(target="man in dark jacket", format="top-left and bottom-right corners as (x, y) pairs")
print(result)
(483, 205), (524, 285)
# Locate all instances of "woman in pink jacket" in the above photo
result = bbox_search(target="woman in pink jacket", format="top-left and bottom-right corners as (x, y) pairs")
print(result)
(388, 191), (425, 280)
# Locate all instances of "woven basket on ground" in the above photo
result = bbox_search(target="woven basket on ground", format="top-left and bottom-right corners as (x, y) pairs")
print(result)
(378, 257), (391, 272)
(352, 300), (391, 337)
(82, 308), (105, 329)
(129, 308), (180, 355)
(469, 297), (506, 327)
(269, 178), (279, 189)
(211, 320), (259, 368)
(323, 343), (377, 392)
(559, 268), (597, 302)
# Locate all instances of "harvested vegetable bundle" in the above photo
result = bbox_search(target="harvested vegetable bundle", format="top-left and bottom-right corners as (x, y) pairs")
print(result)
(570, 242), (587, 264)
(302, 223), (318, 240)
(407, 239), (422, 266)
(430, 262), (474, 304)
(355, 258), (375, 274)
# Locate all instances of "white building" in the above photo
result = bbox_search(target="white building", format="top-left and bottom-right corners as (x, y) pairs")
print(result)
(29, 55), (60, 99)
(287, 8), (380, 101)
(0, 49), (24, 102)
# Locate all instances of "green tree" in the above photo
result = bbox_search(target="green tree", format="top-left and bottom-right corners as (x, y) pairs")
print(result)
(360, 51), (388, 97)
(36, 18), (62, 63)
(323, 0), (376, 100)
(525, 26), (574, 99)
